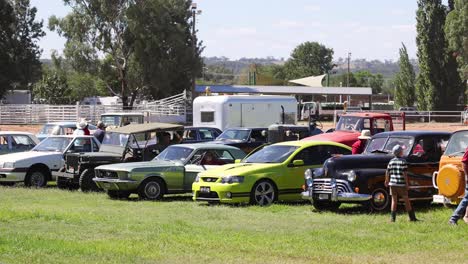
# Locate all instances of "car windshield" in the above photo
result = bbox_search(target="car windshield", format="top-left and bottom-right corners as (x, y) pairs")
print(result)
(444, 131), (468, 156)
(154, 146), (193, 162)
(365, 136), (414, 156)
(243, 145), (299, 163)
(39, 124), (62, 135)
(101, 116), (121, 127)
(336, 116), (363, 131)
(102, 132), (129, 147)
(217, 129), (250, 141)
(32, 137), (72, 152)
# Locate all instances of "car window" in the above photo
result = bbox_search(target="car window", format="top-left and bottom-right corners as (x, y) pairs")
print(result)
(243, 145), (298, 163)
(64, 127), (74, 135)
(292, 146), (337, 165)
(199, 129), (215, 140)
(216, 150), (235, 162)
(333, 146), (352, 155)
(373, 118), (391, 134)
(410, 136), (446, 162)
(92, 140), (99, 152)
(184, 129), (197, 140)
(11, 135), (35, 151)
(70, 137), (93, 152)
(250, 129), (267, 142)
(0, 136), (9, 150)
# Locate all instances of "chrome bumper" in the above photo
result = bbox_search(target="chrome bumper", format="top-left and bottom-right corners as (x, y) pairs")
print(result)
(304, 178), (372, 202)
(93, 178), (135, 184)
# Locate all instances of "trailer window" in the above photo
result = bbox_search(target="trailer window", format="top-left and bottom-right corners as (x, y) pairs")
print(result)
(201, 111), (214, 123)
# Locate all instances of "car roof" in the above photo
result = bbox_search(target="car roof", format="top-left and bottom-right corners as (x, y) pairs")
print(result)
(185, 126), (221, 130)
(43, 121), (77, 126)
(0, 131), (35, 136)
(342, 112), (390, 118)
(224, 127), (267, 130)
(372, 130), (452, 138)
(43, 135), (96, 139)
(169, 143), (241, 150)
(109, 122), (184, 134)
(273, 140), (351, 149)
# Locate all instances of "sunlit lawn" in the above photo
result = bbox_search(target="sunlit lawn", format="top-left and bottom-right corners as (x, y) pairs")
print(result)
(0, 186), (466, 264)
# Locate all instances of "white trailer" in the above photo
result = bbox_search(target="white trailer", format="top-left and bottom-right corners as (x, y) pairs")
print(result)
(193, 95), (297, 130)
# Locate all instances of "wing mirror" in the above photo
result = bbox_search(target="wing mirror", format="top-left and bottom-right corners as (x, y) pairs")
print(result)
(292, 160), (304, 167)
(234, 159), (241, 164)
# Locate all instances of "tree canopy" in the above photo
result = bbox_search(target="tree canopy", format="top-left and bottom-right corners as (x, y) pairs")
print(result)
(394, 43), (416, 108)
(282, 42), (334, 80)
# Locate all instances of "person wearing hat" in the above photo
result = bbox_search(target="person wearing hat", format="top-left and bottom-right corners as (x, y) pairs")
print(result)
(73, 119), (87, 136)
(351, 129), (371, 154)
(93, 121), (107, 143)
(385, 144), (418, 222)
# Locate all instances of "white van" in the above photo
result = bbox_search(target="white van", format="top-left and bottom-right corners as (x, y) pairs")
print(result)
(193, 95), (297, 131)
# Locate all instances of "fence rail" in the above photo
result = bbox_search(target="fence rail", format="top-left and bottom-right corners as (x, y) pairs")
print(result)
(0, 92), (188, 125)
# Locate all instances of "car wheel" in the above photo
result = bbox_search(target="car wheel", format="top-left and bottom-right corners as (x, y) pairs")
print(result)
(368, 186), (390, 212)
(138, 178), (165, 200)
(107, 190), (131, 199)
(79, 169), (100, 192)
(250, 180), (276, 206)
(312, 200), (341, 211)
(25, 169), (47, 187)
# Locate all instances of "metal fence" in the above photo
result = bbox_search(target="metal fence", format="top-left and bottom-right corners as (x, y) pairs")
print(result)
(334, 110), (467, 125)
(0, 92), (187, 125)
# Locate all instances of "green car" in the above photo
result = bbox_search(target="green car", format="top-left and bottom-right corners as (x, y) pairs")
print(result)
(192, 141), (351, 206)
(93, 144), (246, 200)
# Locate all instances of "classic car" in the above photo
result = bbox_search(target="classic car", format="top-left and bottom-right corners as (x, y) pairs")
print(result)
(302, 131), (451, 212)
(301, 112), (397, 147)
(0, 135), (100, 187)
(432, 130), (467, 205)
(53, 122), (183, 192)
(192, 141), (351, 206)
(182, 127), (222, 143)
(36, 121), (97, 141)
(0, 131), (40, 155)
(93, 144), (246, 200)
(209, 127), (268, 154)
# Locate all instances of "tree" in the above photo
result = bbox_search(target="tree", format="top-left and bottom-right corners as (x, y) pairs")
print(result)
(0, 0), (44, 99)
(445, 0), (467, 81)
(416, 0), (463, 111)
(282, 42), (334, 80)
(33, 54), (71, 104)
(394, 43), (416, 108)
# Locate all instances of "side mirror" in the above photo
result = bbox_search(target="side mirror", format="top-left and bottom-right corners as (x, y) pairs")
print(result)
(292, 160), (304, 167)
(234, 159), (241, 164)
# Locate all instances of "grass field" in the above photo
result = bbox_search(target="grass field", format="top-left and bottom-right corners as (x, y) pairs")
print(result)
(0, 187), (466, 264)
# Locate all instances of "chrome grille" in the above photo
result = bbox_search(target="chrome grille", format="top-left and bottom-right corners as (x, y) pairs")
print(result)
(96, 170), (118, 179)
(312, 179), (353, 194)
(201, 177), (219, 183)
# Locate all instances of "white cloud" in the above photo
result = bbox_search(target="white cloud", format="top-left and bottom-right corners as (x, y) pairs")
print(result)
(216, 27), (257, 37)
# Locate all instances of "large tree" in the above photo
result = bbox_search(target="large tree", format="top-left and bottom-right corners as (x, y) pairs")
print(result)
(416, 0), (463, 111)
(445, 0), (467, 81)
(394, 43), (416, 108)
(283, 42), (334, 80)
(0, 0), (44, 99)
(33, 53), (72, 104)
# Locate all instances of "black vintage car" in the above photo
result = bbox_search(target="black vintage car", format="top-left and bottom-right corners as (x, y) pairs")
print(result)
(208, 127), (268, 154)
(302, 131), (451, 212)
(52, 122), (184, 191)
(182, 127), (222, 143)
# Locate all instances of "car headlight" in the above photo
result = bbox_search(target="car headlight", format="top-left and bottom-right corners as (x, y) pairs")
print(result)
(221, 176), (244, 184)
(304, 169), (313, 180)
(194, 173), (200, 183)
(341, 170), (356, 182)
(3, 162), (15, 169)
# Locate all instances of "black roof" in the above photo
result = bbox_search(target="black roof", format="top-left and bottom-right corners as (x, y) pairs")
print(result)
(224, 127), (267, 130)
(372, 130), (452, 138)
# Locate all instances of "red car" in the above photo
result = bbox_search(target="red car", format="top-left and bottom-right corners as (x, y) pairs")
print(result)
(302, 112), (396, 147)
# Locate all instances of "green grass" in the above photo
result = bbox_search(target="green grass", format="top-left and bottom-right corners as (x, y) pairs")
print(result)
(0, 187), (466, 264)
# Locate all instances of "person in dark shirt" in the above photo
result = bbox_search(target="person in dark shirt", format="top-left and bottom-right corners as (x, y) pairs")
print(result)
(352, 130), (371, 154)
(385, 144), (417, 222)
(201, 151), (225, 165)
(448, 147), (468, 225)
(93, 121), (106, 143)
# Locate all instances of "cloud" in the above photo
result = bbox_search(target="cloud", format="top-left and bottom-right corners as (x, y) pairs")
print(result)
(275, 19), (305, 29)
(391, 24), (415, 33)
(216, 27), (257, 37)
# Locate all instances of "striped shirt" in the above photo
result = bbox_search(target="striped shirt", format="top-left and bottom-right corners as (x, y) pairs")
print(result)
(387, 157), (408, 186)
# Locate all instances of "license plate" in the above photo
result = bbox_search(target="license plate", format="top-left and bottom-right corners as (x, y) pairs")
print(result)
(200, 187), (210, 193)
(318, 194), (329, 200)
(67, 167), (74, 173)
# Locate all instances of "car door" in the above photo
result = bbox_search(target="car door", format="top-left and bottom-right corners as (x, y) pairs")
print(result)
(0, 135), (9, 154)
(183, 149), (222, 190)
(10, 135), (37, 153)
(407, 135), (449, 198)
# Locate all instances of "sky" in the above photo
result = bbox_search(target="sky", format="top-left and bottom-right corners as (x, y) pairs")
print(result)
(31, 0), (419, 61)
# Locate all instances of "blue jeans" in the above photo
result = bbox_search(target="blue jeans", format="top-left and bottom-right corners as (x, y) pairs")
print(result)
(450, 185), (468, 222)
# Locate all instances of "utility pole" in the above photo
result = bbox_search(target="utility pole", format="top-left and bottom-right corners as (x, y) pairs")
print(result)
(347, 52), (351, 87)
(191, 3), (201, 104)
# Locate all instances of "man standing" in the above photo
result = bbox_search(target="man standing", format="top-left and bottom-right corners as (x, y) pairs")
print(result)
(93, 121), (106, 143)
(385, 145), (417, 222)
(448, 147), (468, 225)
(352, 130), (371, 154)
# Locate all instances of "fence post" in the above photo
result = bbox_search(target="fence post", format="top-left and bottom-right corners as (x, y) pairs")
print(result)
(428, 111), (431, 122)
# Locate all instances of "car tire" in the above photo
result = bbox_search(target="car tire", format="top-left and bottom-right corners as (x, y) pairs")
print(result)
(25, 168), (47, 188)
(107, 190), (131, 199)
(367, 185), (390, 212)
(312, 200), (341, 211)
(79, 169), (100, 192)
(138, 178), (165, 200)
(250, 180), (277, 206)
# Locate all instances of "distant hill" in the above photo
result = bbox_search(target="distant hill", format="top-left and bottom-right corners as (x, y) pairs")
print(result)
(203, 56), (419, 78)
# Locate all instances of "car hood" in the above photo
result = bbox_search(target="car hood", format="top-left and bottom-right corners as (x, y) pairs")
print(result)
(0, 151), (60, 163)
(199, 162), (278, 177)
(324, 153), (393, 172)
(302, 130), (360, 146)
(210, 139), (246, 144)
(95, 159), (180, 171)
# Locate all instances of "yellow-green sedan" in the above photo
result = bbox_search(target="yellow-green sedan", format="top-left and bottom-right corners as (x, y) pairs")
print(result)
(192, 141), (351, 206)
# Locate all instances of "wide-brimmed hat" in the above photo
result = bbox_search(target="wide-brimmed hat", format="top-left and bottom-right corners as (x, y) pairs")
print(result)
(358, 129), (371, 140)
(76, 119), (88, 129)
(97, 121), (106, 129)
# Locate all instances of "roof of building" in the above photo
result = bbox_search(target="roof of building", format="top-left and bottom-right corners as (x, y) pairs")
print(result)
(196, 85), (372, 96)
